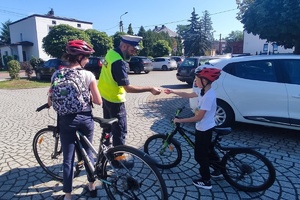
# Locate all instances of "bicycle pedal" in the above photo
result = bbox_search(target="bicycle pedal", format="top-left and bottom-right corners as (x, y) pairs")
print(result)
(76, 160), (84, 169)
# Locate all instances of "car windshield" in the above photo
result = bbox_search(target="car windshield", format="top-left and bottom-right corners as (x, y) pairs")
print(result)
(181, 58), (197, 67)
(141, 58), (151, 62)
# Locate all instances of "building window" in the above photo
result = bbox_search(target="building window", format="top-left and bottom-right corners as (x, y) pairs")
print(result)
(77, 24), (81, 28)
(52, 20), (56, 25)
(20, 33), (23, 41)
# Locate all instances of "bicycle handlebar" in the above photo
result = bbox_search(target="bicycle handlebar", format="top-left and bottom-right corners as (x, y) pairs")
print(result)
(36, 103), (50, 112)
(175, 106), (185, 117)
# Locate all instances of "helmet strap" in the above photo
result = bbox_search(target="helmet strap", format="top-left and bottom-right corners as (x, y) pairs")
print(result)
(76, 55), (84, 67)
(200, 78), (211, 96)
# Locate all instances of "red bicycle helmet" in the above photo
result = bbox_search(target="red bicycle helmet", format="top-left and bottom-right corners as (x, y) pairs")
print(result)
(195, 67), (221, 82)
(66, 40), (95, 55)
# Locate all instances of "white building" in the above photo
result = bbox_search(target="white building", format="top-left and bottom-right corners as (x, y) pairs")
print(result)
(243, 31), (294, 55)
(0, 9), (92, 65)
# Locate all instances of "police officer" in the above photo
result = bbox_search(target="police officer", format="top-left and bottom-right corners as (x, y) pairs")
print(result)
(98, 34), (161, 147)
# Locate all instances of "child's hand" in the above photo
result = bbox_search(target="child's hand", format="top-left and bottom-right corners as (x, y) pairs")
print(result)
(164, 89), (173, 94)
(173, 118), (180, 123)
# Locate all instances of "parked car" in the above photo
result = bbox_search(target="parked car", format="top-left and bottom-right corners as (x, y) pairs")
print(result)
(176, 56), (228, 86)
(127, 56), (153, 74)
(170, 56), (184, 67)
(189, 54), (300, 131)
(152, 57), (177, 71)
(35, 58), (69, 80)
(84, 57), (104, 79)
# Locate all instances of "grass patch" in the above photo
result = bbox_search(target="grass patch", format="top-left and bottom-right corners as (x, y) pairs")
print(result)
(0, 77), (50, 89)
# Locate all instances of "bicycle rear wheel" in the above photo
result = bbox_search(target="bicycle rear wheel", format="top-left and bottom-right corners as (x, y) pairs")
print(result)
(32, 128), (81, 181)
(144, 134), (182, 169)
(100, 145), (168, 200)
(221, 148), (276, 192)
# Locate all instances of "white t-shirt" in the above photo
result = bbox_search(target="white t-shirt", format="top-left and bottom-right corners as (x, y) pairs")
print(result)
(194, 88), (217, 131)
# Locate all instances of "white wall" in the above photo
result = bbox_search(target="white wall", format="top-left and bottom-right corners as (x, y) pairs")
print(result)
(243, 31), (294, 55)
(35, 16), (93, 60)
(8, 15), (93, 62)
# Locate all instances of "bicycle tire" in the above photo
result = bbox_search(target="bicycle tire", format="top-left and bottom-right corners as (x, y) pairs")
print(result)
(144, 134), (182, 169)
(101, 145), (168, 200)
(220, 148), (276, 192)
(32, 128), (81, 181)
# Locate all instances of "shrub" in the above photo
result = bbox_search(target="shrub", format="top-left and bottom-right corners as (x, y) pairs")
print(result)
(30, 57), (44, 69)
(7, 60), (20, 79)
(21, 61), (34, 79)
(3, 55), (13, 68)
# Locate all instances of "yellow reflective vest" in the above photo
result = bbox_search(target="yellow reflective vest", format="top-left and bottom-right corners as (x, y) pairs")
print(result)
(98, 49), (126, 103)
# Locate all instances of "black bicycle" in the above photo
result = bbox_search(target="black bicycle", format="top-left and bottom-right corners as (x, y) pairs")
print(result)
(144, 107), (276, 192)
(33, 103), (168, 199)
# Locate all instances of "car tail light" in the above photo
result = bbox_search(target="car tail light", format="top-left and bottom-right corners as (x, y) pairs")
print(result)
(98, 60), (103, 67)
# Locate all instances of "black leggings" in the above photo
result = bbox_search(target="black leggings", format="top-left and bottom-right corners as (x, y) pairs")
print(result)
(194, 128), (213, 181)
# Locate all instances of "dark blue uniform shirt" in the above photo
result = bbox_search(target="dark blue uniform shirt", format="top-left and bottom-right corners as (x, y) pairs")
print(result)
(111, 47), (130, 86)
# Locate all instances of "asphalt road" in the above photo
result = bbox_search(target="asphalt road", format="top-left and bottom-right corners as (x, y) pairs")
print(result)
(0, 70), (299, 200)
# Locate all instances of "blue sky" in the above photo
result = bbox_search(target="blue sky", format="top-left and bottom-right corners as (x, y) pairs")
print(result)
(0, 0), (243, 39)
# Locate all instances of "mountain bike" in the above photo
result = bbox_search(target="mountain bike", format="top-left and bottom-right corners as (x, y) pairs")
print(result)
(144, 107), (276, 192)
(33, 103), (168, 199)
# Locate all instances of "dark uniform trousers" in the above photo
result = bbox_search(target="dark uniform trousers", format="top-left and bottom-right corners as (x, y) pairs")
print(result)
(102, 98), (127, 146)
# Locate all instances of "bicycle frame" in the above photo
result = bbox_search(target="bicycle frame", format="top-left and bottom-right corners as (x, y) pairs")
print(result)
(166, 123), (195, 149)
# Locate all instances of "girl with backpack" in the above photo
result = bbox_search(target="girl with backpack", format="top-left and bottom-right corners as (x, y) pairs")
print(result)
(47, 40), (102, 200)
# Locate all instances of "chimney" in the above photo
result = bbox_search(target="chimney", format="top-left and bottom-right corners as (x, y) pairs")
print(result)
(47, 8), (54, 16)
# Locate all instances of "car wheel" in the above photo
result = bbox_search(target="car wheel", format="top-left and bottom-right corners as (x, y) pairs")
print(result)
(162, 65), (168, 71)
(215, 100), (235, 127)
(36, 72), (42, 80)
(144, 71), (150, 74)
(134, 67), (141, 74)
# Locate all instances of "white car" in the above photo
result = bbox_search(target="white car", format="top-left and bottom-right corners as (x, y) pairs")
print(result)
(190, 54), (300, 131)
(152, 57), (177, 71)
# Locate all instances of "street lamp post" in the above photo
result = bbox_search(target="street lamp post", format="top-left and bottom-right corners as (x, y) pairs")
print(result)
(119, 12), (128, 32)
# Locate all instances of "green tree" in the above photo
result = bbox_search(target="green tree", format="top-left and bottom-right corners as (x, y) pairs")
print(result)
(225, 30), (243, 42)
(238, 0), (300, 54)
(112, 32), (126, 48)
(0, 20), (11, 45)
(127, 23), (134, 35)
(152, 40), (171, 57)
(85, 29), (113, 56)
(224, 30), (244, 53)
(137, 26), (146, 38)
(42, 24), (90, 58)
(181, 8), (211, 56)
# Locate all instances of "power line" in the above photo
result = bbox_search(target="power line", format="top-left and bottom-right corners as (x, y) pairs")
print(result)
(0, 9), (28, 17)
(130, 8), (238, 30)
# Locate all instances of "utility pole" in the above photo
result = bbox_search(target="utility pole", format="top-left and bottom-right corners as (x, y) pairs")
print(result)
(119, 12), (128, 32)
(219, 34), (222, 54)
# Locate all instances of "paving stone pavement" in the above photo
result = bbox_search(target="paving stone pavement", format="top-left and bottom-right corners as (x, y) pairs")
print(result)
(0, 70), (299, 200)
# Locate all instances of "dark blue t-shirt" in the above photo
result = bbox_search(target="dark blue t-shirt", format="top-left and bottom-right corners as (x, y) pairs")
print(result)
(111, 48), (130, 86)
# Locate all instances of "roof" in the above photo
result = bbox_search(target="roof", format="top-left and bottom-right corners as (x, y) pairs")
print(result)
(153, 25), (178, 37)
(0, 41), (33, 48)
(10, 14), (93, 26)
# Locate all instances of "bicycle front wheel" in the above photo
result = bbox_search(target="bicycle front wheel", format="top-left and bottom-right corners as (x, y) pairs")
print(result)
(144, 134), (182, 169)
(100, 145), (168, 200)
(32, 128), (81, 181)
(221, 148), (276, 192)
